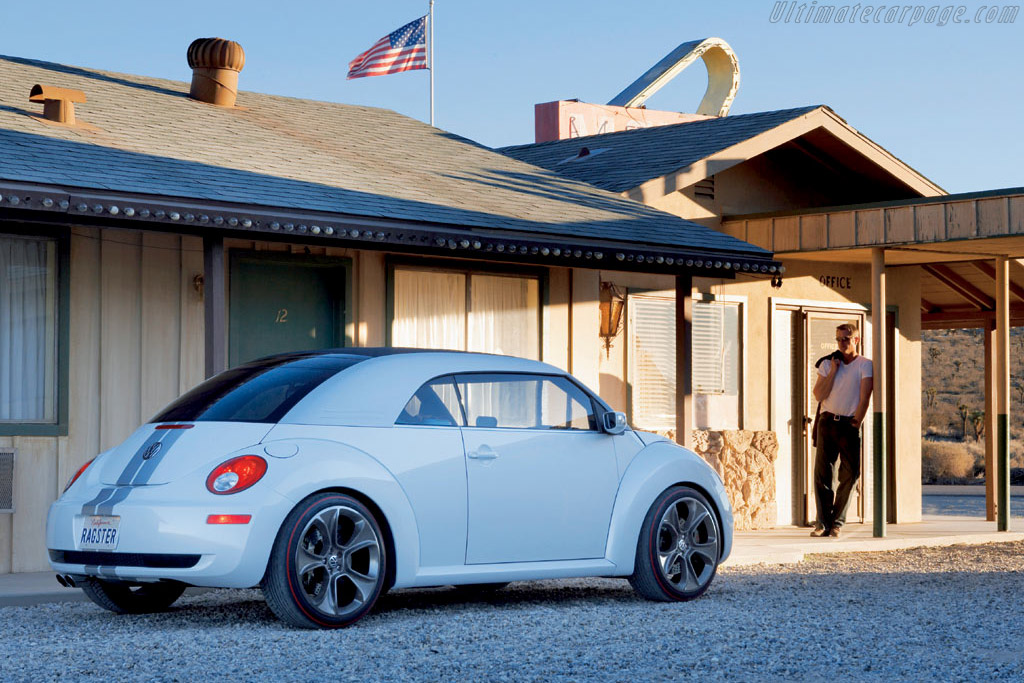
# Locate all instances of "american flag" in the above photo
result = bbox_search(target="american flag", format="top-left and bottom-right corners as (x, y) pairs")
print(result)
(347, 16), (428, 79)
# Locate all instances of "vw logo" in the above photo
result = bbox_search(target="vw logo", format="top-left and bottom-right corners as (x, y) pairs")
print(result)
(141, 442), (163, 460)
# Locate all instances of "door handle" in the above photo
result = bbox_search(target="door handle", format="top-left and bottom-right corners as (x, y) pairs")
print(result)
(468, 445), (499, 460)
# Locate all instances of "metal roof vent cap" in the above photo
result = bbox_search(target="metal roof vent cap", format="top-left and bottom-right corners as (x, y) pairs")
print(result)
(187, 38), (245, 107)
(29, 85), (86, 124)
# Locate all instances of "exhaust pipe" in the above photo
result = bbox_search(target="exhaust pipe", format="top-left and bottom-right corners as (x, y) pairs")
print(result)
(55, 574), (78, 588)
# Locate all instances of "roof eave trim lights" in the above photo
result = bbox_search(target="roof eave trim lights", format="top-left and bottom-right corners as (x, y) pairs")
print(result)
(0, 185), (780, 276)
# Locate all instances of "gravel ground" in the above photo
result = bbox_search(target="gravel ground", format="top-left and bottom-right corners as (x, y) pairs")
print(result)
(2, 541), (1023, 682)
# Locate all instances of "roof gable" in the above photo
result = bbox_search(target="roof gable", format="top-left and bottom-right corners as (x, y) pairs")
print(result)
(499, 105), (942, 200)
(499, 106), (821, 193)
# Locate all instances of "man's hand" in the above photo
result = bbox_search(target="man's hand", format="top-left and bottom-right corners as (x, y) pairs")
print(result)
(830, 358), (841, 375)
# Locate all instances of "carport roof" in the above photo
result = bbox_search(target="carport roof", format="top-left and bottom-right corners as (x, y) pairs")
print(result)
(0, 55), (776, 272)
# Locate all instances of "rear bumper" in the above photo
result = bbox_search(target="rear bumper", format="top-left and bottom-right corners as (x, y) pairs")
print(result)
(46, 481), (293, 588)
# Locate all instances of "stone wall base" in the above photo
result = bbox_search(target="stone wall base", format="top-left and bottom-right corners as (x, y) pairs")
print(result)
(658, 429), (780, 531)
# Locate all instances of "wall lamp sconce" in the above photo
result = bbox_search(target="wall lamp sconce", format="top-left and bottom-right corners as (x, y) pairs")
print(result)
(771, 273), (783, 289)
(599, 282), (626, 357)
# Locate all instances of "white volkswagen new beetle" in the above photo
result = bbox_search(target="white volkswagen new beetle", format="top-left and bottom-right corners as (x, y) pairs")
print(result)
(48, 349), (732, 628)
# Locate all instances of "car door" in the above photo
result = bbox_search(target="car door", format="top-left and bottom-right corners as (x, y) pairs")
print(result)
(456, 373), (620, 564)
(388, 376), (469, 569)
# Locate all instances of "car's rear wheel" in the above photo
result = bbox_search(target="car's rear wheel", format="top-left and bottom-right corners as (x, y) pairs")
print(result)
(80, 577), (186, 614)
(262, 492), (388, 629)
(628, 485), (721, 602)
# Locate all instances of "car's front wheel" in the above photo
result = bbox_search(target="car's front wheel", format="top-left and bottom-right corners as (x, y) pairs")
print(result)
(628, 485), (721, 602)
(262, 492), (388, 629)
(80, 577), (186, 614)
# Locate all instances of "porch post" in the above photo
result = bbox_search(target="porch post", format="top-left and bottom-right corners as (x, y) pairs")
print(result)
(871, 248), (887, 537)
(984, 318), (997, 521)
(203, 236), (227, 378)
(675, 274), (693, 449)
(996, 257), (1011, 531)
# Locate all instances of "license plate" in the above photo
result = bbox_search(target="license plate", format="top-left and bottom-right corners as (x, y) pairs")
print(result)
(79, 516), (121, 551)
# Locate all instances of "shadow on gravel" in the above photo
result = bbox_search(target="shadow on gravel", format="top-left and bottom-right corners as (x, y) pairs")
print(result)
(374, 578), (640, 615)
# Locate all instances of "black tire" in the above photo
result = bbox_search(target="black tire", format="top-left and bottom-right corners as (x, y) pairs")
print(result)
(628, 485), (721, 602)
(80, 577), (186, 614)
(262, 492), (388, 629)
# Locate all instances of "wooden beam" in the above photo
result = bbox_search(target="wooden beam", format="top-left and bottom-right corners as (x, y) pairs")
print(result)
(996, 257), (1010, 531)
(872, 248), (887, 537)
(675, 275), (693, 450)
(984, 320), (996, 521)
(922, 305), (1024, 328)
(971, 260), (1024, 303)
(920, 297), (940, 314)
(922, 263), (995, 310)
(203, 236), (227, 378)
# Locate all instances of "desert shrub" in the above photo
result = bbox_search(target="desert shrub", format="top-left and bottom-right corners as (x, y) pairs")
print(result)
(921, 439), (976, 483)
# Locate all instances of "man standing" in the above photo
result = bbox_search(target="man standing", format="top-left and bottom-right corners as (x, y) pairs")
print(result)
(811, 322), (873, 538)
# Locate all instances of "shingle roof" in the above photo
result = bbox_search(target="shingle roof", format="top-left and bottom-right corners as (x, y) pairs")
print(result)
(499, 106), (822, 193)
(0, 55), (770, 258)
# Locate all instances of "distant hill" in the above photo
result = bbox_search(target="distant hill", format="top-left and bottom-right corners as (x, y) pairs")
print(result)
(922, 328), (1024, 437)
(921, 328), (1024, 483)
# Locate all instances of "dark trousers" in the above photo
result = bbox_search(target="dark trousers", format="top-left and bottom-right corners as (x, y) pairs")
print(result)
(813, 416), (861, 529)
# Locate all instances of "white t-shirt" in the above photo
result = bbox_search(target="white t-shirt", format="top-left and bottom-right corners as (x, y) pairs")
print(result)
(818, 355), (873, 417)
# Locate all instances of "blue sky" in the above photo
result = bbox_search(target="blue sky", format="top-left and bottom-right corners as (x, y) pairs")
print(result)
(2, 0), (1021, 193)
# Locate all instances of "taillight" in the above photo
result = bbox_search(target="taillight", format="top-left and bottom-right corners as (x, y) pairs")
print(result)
(207, 514), (252, 525)
(64, 458), (95, 493)
(206, 455), (267, 495)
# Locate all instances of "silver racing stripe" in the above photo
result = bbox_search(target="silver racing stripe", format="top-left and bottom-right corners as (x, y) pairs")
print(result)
(81, 487), (119, 516)
(129, 427), (189, 485)
(80, 427), (191, 515)
(113, 431), (164, 486)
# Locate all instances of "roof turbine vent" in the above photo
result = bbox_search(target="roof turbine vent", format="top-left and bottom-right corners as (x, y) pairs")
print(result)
(187, 38), (246, 107)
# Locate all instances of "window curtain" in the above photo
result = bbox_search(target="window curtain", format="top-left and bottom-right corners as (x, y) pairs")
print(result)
(468, 274), (539, 360)
(0, 236), (55, 422)
(627, 295), (676, 431)
(392, 269), (466, 350)
(627, 294), (742, 431)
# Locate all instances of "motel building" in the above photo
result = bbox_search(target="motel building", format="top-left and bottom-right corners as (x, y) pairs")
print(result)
(1, 37), (1020, 574)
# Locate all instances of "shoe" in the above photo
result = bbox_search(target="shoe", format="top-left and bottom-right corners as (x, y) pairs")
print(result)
(827, 526), (841, 538)
(810, 523), (827, 537)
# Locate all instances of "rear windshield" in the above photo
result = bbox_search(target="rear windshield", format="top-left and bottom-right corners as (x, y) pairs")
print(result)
(152, 355), (367, 423)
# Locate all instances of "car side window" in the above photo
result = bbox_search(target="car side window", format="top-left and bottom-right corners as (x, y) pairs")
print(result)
(396, 376), (464, 427)
(455, 373), (597, 430)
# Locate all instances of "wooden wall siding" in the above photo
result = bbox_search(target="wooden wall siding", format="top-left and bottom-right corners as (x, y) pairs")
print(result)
(946, 202), (976, 239)
(856, 210), (884, 245)
(915, 203), (945, 242)
(800, 214), (827, 251)
(745, 220), (772, 251)
(828, 211), (855, 248)
(721, 192), (1024, 252)
(1011, 197), (1024, 234)
(179, 237), (205, 395)
(978, 198), (1008, 238)
(773, 217), (800, 252)
(1, 227), (207, 573)
(886, 206), (915, 243)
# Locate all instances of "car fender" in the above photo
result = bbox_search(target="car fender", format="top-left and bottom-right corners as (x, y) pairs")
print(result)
(606, 442), (733, 573)
(266, 438), (421, 588)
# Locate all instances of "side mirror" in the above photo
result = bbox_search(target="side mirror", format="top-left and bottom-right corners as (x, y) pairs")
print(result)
(601, 411), (628, 435)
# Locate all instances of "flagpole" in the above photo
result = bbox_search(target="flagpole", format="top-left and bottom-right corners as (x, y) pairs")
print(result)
(429, 0), (435, 126)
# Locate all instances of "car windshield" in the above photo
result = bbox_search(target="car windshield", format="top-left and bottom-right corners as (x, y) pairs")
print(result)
(151, 354), (367, 423)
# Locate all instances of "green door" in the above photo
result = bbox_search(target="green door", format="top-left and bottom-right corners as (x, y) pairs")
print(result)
(229, 253), (349, 367)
